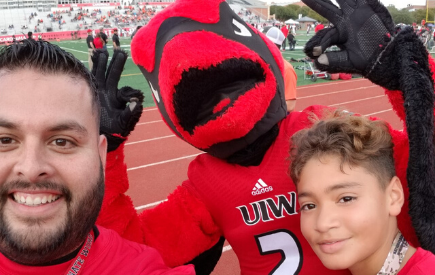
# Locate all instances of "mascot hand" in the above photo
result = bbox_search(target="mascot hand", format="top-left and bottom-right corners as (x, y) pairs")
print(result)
(303, 0), (431, 91)
(92, 49), (144, 152)
(302, 0), (394, 73)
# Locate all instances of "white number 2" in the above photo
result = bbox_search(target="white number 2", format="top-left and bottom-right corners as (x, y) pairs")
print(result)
(255, 230), (303, 275)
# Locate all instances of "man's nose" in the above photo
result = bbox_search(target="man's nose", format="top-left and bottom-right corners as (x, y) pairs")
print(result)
(13, 141), (54, 183)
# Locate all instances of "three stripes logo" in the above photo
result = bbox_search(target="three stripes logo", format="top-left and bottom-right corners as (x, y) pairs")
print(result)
(252, 179), (273, 196)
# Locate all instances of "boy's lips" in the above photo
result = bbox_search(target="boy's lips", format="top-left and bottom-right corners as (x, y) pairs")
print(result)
(317, 238), (350, 254)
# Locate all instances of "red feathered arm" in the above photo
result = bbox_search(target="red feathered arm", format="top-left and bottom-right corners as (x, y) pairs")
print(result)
(96, 143), (221, 267)
(385, 54), (435, 127)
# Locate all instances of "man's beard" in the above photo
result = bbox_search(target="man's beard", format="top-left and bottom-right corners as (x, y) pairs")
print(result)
(0, 162), (105, 265)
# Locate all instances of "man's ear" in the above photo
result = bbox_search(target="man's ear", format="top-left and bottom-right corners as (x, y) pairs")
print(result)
(98, 134), (108, 167)
(387, 176), (404, 217)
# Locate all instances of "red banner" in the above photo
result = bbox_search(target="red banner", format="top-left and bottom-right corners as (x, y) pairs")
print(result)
(137, 2), (173, 5)
(57, 3), (120, 8)
(0, 28), (130, 44)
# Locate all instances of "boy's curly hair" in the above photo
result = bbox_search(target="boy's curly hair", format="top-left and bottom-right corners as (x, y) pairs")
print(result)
(290, 111), (395, 188)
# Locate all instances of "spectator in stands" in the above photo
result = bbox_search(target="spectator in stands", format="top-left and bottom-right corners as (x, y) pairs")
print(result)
(99, 27), (107, 49)
(12, 35), (16, 44)
(112, 28), (120, 50)
(86, 29), (96, 70)
(27, 32), (34, 41)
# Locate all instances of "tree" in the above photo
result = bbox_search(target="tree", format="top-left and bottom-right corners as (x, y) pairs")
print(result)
(387, 6), (414, 25)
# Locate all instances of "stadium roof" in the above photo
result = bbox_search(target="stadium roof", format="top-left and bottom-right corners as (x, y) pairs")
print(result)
(227, 0), (268, 7)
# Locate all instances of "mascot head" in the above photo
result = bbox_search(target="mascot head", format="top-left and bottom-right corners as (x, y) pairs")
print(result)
(132, 0), (287, 159)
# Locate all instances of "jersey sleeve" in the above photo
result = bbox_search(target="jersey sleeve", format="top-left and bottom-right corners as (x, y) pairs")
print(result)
(96, 142), (221, 268)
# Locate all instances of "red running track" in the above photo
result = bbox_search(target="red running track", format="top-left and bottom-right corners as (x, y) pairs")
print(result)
(123, 78), (403, 275)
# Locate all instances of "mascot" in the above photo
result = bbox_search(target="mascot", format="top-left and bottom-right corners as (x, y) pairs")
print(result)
(94, 0), (435, 274)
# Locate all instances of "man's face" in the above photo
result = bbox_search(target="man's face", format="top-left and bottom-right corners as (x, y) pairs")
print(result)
(0, 69), (107, 264)
(297, 155), (398, 273)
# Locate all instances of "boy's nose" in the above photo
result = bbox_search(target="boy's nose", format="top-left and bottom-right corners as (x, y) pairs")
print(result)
(315, 205), (340, 233)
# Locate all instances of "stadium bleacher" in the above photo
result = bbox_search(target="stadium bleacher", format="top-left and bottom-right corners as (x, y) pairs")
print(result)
(0, 0), (270, 43)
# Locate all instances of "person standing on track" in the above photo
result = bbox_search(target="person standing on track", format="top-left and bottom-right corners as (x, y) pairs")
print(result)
(100, 27), (108, 49)
(0, 39), (194, 275)
(86, 29), (95, 70)
(93, 32), (104, 50)
(112, 28), (120, 50)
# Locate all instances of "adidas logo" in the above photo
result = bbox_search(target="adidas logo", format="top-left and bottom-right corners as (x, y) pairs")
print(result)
(252, 179), (273, 196)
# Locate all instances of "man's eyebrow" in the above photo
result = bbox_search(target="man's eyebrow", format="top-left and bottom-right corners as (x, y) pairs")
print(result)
(298, 182), (362, 200)
(0, 119), (18, 130)
(48, 122), (89, 135)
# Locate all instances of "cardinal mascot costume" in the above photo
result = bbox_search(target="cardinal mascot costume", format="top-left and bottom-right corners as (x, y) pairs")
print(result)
(94, 0), (435, 274)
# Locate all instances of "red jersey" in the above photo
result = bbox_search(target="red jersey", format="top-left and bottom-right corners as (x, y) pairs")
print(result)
(184, 110), (351, 275)
(0, 226), (194, 275)
(281, 25), (289, 37)
(93, 37), (103, 49)
(398, 248), (435, 274)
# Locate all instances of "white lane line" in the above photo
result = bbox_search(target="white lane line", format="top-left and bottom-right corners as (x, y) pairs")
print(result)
(126, 135), (175, 145)
(364, 109), (393, 116)
(135, 199), (168, 210)
(328, 95), (385, 107)
(297, 78), (369, 89)
(60, 47), (88, 54)
(143, 108), (158, 112)
(127, 153), (204, 171)
(223, 245), (232, 252)
(298, 85), (377, 99)
(136, 120), (163, 126)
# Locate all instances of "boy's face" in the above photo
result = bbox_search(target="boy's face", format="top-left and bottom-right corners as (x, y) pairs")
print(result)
(297, 155), (402, 272)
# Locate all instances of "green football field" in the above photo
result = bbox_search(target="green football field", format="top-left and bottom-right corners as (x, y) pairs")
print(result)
(49, 34), (333, 108)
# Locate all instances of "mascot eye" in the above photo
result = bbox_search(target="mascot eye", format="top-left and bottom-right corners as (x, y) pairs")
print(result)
(232, 19), (252, 37)
(149, 82), (161, 103)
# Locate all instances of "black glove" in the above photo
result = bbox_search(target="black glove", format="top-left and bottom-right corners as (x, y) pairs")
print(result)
(92, 49), (144, 152)
(303, 0), (431, 91)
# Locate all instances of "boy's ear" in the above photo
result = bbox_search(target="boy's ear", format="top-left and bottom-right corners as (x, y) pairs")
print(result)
(387, 176), (404, 217)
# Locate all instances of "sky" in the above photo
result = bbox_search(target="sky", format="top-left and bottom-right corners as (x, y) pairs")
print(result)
(269, 0), (427, 10)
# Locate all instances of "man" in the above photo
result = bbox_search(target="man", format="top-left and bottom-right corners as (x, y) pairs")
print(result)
(0, 39), (194, 275)
(86, 29), (95, 70)
(99, 27), (107, 49)
(112, 28), (120, 50)
(27, 31), (34, 40)
(281, 24), (289, 51)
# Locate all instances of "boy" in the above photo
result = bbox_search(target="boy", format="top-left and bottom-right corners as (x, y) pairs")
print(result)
(290, 114), (435, 274)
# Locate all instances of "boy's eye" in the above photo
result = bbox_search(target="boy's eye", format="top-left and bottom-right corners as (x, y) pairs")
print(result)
(300, 203), (316, 211)
(338, 196), (356, 203)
